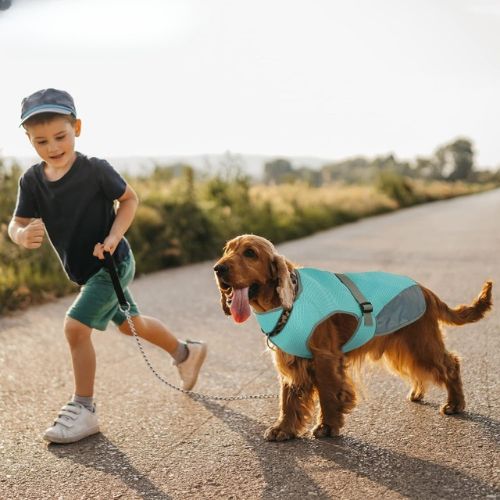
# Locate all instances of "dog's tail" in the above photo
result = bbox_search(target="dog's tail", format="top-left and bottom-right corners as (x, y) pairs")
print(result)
(429, 281), (493, 326)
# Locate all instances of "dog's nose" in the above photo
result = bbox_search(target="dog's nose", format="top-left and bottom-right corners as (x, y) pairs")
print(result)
(214, 264), (229, 276)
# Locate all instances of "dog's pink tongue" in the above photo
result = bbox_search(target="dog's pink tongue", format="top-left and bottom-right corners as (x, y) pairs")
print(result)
(230, 287), (251, 323)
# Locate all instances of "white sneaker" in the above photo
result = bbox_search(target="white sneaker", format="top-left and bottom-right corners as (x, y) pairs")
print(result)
(43, 401), (99, 444)
(175, 340), (207, 390)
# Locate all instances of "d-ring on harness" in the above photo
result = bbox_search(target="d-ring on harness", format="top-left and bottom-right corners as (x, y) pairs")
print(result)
(103, 252), (278, 401)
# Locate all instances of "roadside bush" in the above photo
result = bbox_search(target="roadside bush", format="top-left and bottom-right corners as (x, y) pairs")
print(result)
(127, 200), (220, 274)
(0, 234), (76, 314)
(375, 171), (417, 207)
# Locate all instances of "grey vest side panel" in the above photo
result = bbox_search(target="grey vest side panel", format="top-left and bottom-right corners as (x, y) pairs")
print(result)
(375, 285), (426, 336)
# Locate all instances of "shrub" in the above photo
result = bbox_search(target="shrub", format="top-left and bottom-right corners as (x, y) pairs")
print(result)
(376, 171), (416, 207)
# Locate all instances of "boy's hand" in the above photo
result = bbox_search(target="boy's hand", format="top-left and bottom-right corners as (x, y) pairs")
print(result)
(93, 235), (120, 260)
(19, 218), (45, 249)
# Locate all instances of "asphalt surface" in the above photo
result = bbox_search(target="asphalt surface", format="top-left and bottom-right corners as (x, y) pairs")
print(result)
(1, 189), (499, 500)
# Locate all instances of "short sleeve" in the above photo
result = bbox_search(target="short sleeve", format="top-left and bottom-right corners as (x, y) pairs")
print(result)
(14, 174), (39, 218)
(95, 159), (127, 201)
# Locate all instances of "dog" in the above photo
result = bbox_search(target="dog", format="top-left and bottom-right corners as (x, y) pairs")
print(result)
(213, 234), (493, 441)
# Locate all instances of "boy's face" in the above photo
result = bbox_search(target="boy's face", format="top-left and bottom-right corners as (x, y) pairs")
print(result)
(25, 116), (81, 171)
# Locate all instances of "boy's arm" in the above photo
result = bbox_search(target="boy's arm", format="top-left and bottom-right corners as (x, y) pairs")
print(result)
(8, 217), (45, 249)
(93, 184), (139, 260)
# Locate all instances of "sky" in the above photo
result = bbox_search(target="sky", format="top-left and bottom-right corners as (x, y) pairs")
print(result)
(0, 0), (499, 168)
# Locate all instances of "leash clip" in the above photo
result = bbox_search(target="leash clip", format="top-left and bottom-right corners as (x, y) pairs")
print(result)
(119, 302), (131, 313)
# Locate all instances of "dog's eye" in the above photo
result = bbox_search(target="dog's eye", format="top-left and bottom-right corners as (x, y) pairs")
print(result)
(243, 248), (257, 259)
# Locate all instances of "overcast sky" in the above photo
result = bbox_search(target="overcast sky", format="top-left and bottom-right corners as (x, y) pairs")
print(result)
(1, 0), (499, 167)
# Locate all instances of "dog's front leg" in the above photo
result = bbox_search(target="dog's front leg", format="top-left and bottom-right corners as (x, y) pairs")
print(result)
(312, 353), (356, 438)
(264, 379), (314, 442)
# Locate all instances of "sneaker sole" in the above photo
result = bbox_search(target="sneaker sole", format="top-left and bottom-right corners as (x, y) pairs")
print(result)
(183, 344), (208, 391)
(43, 426), (100, 444)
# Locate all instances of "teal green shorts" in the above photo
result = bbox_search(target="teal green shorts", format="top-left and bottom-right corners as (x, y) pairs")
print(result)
(67, 252), (140, 331)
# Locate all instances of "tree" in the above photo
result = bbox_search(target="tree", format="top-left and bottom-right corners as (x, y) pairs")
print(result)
(264, 158), (294, 184)
(414, 156), (440, 180)
(434, 138), (475, 181)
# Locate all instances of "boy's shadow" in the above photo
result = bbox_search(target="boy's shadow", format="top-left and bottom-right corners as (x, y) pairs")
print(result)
(47, 434), (171, 500)
(196, 397), (500, 499)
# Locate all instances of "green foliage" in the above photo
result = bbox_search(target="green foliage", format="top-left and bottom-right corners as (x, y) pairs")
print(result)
(127, 199), (219, 273)
(264, 138), (484, 186)
(434, 138), (474, 181)
(264, 159), (323, 187)
(322, 157), (372, 184)
(0, 234), (76, 314)
(0, 161), (22, 224)
(0, 153), (494, 316)
(264, 158), (294, 184)
(376, 171), (416, 207)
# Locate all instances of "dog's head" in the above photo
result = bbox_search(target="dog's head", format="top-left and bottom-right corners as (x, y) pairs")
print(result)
(213, 234), (295, 323)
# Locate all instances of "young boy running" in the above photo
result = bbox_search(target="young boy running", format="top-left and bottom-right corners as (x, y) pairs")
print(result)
(8, 88), (207, 444)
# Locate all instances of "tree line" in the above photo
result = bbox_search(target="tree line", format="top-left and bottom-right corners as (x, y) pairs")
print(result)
(264, 138), (500, 186)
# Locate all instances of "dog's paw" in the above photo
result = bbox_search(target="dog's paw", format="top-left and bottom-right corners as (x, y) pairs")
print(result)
(264, 426), (296, 442)
(408, 390), (424, 402)
(440, 402), (465, 415)
(313, 423), (340, 439)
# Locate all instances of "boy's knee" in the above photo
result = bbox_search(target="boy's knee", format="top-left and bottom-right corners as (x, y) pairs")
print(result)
(64, 317), (92, 345)
(118, 315), (143, 336)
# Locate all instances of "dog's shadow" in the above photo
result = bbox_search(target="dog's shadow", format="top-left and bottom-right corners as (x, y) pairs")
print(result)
(411, 399), (500, 441)
(47, 434), (171, 499)
(196, 397), (500, 498)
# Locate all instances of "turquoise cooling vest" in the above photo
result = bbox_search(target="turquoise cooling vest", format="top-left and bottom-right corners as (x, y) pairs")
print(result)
(255, 268), (426, 358)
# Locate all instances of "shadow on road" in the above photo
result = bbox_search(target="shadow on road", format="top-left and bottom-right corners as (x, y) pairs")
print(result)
(197, 398), (500, 498)
(47, 434), (171, 499)
(411, 399), (500, 445)
(454, 411), (500, 442)
(42, 397), (499, 499)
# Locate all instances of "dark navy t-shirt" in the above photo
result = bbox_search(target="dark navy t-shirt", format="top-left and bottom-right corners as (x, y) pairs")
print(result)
(14, 152), (130, 285)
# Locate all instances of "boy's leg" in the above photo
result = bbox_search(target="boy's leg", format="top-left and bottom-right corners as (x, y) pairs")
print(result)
(117, 315), (179, 354)
(43, 317), (99, 444)
(117, 315), (207, 390)
(64, 317), (96, 397)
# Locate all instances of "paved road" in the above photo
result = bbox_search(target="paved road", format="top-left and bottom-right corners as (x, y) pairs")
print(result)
(1, 190), (499, 499)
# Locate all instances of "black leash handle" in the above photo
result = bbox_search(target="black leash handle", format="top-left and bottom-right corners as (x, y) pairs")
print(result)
(103, 252), (129, 310)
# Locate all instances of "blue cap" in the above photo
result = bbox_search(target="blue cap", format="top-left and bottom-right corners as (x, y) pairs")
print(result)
(20, 88), (77, 125)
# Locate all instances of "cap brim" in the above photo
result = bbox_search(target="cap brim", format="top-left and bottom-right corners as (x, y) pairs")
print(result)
(20, 105), (75, 126)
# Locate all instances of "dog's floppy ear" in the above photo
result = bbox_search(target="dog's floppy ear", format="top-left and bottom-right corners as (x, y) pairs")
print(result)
(219, 287), (231, 316)
(272, 253), (295, 310)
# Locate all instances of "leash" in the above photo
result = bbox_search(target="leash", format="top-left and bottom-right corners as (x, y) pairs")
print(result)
(103, 252), (278, 401)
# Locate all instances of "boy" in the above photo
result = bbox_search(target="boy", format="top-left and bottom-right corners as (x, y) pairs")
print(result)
(8, 88), (207, 444)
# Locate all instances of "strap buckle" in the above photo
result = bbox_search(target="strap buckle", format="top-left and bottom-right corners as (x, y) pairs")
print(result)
(360, 301), (373, 314)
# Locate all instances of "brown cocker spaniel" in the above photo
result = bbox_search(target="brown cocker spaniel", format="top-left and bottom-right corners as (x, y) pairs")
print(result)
(213, 234), (493, 441)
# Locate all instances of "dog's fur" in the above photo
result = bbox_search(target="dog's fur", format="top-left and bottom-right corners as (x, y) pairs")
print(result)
(214, 235), (493, 441)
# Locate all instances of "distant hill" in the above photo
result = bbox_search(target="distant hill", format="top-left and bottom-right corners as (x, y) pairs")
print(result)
(4, 153), (333, 180)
